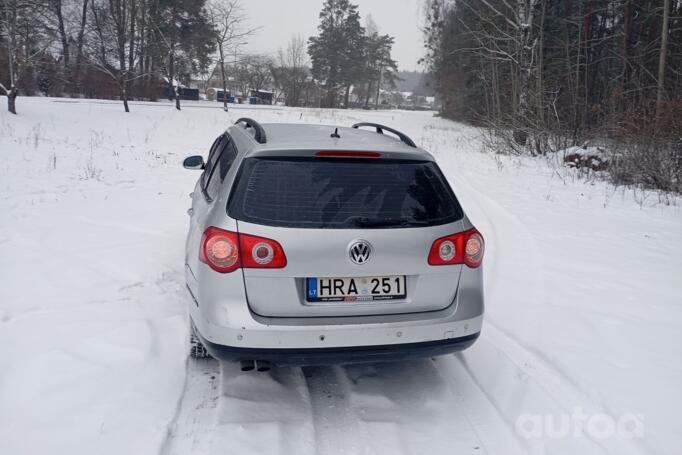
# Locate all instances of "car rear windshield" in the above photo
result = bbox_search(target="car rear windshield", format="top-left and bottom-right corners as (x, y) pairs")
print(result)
(227, 157), (463, 229)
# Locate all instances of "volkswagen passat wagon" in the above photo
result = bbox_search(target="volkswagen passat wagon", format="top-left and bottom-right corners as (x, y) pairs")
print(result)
(183, 119), (484, 369)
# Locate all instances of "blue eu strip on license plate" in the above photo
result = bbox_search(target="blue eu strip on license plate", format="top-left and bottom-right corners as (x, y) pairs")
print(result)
(307, 277), (318, 299)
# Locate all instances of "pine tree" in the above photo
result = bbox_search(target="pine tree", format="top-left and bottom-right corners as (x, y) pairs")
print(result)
(308, 0), (365, 108)
(362, 31), (398, 109)
(154, 0), (215, 110)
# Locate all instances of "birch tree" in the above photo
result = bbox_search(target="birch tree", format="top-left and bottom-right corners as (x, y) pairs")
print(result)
(514, 0), (540, 144)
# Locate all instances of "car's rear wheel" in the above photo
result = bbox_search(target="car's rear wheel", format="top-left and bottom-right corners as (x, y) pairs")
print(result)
(189, 327), (212, 359)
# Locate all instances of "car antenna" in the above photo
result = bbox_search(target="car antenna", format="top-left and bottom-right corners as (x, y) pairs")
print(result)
(330, 127), (340, 138)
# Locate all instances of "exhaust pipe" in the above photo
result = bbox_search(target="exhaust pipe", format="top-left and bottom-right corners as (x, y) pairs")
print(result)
(256, 360), (271, 372)
(240, 360), (255, 372)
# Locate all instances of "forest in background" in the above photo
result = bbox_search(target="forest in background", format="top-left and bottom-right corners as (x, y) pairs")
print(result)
(0, 0), (220, 113)
(0, 0), (403, 114)
(422, 0), (681, 193)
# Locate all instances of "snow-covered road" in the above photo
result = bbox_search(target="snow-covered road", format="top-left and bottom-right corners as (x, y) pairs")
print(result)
(161, 354), (524, 455)
(1, 98), (680, 455)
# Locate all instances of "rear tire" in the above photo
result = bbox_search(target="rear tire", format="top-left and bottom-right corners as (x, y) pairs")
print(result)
(189, 329), (212, 359)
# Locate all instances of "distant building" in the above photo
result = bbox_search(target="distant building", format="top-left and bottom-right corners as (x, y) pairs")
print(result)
(249, 90), (273, 105)
(160, 78), (199, 100)
(206, 87), (231, 102)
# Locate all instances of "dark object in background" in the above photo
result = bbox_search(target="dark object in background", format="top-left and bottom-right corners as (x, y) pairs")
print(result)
(249, 90), (273, 105)
(217, 90), (231, 102)
(162, 87), (200, 101)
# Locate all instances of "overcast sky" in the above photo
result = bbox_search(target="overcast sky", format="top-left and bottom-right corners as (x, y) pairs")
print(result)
(239, 0), (425, 72)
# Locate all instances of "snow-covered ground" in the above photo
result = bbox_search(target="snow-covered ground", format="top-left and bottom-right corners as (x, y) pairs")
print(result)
(0, 98), (680, 455)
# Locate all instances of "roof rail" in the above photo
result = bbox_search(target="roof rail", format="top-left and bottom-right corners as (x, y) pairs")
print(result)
(235, 118), (267, 144)
(351, 122), (416, 148)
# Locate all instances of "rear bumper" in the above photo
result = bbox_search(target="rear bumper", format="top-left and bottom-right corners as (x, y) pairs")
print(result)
(186, 257), (484, 355)
(196, 328), (480, 366)
(187, 280), (483, 352)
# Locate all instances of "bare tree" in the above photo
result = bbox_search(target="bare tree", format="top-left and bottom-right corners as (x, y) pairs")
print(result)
(272, 34), (309, 106)
(0, 0), (51, 113)
(38, 0), (90, 92)
(429, 0), (541, 145)
(73, 0), (90, 92)
(88, 0), (139, 112)
(246, 54), (272, 94)
(233, 54), (273, 100)
(423, 0), (682, 192)
(47, 0), (69, 72)
(464, 0), (540, 144)
(205, 0), (256, 111)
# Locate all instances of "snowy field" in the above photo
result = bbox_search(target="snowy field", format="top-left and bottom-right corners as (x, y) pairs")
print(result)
(0, 97), (680, 455)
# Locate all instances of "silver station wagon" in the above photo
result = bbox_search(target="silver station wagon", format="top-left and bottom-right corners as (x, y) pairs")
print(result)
(183, 119), (484, 370)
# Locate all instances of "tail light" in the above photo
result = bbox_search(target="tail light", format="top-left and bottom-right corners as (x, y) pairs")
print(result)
(428, 228), (485, 268)
(238, 232), (287, 268)
(200, 227), (287, 273)
(199, 227), (241, 273)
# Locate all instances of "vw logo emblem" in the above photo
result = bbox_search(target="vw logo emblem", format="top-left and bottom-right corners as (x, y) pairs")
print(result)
(348, 240), (372, 265)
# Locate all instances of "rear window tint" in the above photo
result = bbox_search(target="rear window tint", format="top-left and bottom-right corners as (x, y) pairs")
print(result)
(227, 157), (463, 229)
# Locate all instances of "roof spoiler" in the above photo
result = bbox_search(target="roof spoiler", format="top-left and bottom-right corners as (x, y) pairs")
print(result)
(351, 122), (416, 148)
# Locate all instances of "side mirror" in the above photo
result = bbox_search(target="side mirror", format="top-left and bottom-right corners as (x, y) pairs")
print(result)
(183, 155), (205, 170)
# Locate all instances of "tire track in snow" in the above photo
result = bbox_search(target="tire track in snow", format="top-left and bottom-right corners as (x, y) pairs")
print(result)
(158, 361), (317, 455)
(441, 160), (656, 455)
(339, 360), (490, 455)
(302, 365), (373, 455)
(160, 359), (497, 455)
(303, 361), (496, 455)
(432, 356), (527, 455)
(451, 168), (583, 388)
(159, 362), (317, 455)
(209, 362), (316, 455)
(158, 358), (221, 455)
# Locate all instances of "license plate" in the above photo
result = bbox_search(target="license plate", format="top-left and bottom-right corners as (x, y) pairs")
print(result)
(306, 276), (406, 303)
